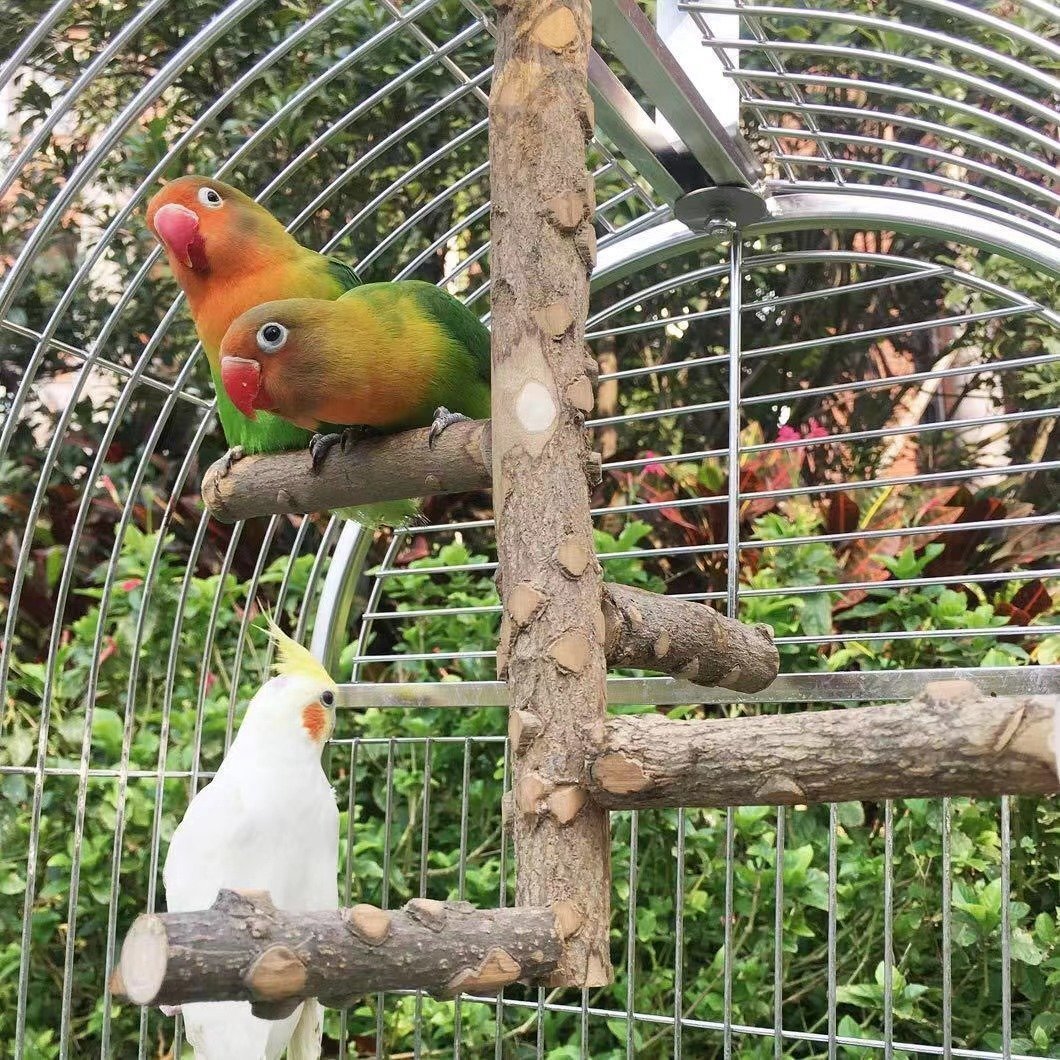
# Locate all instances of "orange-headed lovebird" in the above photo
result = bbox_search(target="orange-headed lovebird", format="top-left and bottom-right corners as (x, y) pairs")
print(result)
(146, 174), (416, 525)
(217, 281), (491, 471)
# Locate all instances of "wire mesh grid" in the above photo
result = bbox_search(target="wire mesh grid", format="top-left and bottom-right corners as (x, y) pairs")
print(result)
(683, 0), (1060, 233)
(1, 0), (1058, 1057)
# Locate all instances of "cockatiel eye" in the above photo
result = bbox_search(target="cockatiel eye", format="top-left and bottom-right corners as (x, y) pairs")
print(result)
(256, 322), (287, 353)
(321, 689), (335, 707)
(197, 186), (223, 209)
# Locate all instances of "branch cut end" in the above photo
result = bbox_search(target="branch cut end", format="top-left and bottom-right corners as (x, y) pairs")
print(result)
(116, 915), (168, 1005)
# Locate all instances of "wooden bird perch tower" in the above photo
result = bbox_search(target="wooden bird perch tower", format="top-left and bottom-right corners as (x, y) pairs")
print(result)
(111, 0), (1060, 1023)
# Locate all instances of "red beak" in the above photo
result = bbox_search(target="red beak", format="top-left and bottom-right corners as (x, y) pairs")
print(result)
(152, 203), (205, 269)
(221, 356), (263, 419)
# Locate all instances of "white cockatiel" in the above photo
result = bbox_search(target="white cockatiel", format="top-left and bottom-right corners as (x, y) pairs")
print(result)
(163, 620), (340, 1059)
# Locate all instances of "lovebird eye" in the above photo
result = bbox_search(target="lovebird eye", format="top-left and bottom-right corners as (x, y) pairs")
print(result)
(197, 186), (223, 209)
(256, 322), (287, 353)
(321, 690), (335, 707)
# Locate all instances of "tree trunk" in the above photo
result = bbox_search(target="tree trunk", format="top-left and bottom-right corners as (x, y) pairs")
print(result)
(588, 681), (1060, 808)
(489, 0), (612, 987)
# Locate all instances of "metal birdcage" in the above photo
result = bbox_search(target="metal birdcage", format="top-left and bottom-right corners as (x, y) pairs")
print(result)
(1, 0), (1058, 1057)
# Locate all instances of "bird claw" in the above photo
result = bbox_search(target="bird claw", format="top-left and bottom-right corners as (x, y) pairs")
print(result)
(428, 406), (470, 450)
(339, 425), (372, 452)
(221, 446), (245, 476)
(308, 433), (342, 474)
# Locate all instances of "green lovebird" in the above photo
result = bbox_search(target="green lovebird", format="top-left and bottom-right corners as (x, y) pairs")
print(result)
(215, 281), (491, 473)
(145, 174), (417, 526)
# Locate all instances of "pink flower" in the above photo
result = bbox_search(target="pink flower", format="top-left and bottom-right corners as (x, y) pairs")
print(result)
(776, 419), (829, 445)
(120, 578), (142, 592)
(641, 450), (667, 476)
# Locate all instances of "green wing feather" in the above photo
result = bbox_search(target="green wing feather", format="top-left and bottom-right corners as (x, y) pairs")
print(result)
(325, 256), (362, 292)
(408, 282), (491, 387)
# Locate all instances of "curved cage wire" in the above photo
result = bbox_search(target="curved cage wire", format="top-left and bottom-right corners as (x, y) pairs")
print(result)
(1, 0), (1058, 1057)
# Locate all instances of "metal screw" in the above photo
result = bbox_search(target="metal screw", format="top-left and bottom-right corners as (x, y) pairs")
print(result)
(706, 218), (737, 237)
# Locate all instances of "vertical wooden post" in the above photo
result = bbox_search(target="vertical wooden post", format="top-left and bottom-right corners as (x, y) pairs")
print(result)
(489, 0), (613, 986)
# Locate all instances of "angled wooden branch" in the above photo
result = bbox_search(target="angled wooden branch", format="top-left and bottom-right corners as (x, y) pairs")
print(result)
(602, 583), (778, 692)
(111, 890), (562, 1014)
(588, 681), (1060, 808)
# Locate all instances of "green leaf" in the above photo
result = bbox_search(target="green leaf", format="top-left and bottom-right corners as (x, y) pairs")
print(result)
(91, 709), (124, 757)
(8, 729), (34, 768)
(800, 593), (833, 636)
(837, 801), (865, 829)
(1034, 912), (1056, 943)
(1011, 927), (1044, 966)
(783, 845), (814, 886)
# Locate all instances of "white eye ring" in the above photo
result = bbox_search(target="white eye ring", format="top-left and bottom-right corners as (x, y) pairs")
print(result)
(256, 322), (288, 353)
(197, 186), (223, 209)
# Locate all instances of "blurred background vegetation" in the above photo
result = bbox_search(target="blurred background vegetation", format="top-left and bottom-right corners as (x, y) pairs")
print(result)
(1, 0), (1058, 1056)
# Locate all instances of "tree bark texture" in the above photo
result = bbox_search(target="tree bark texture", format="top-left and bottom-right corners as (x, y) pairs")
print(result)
(201, 419), (493, 523)
(112, 890), (562, 1013)
(603, 583), (778, 692)
(489, 0), (612, 987)
(588, 681), (1060, 808)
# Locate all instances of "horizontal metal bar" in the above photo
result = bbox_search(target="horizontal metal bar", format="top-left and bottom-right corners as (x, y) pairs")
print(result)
(592, 201), (1060, 298)
(369, 511), (1060, 580)
(740, 459), (1060, 503)
(752, 102), (1060, 194)
(589, 264), (945, 346)
(744, 404), (1060, 456)
(0, 317), (213, 409)
(359, 566), (1060, 622)
(685, 3), (1060, 96)
(592, 0), (764, 185)
(771, 154), (1060, 234)
(744, 351), (1055, 412)
(737, 512), (1060, 552)
(705, 36), (1060, 127)
(348, 623), (1060, 666)
(728, 69), (1060, 159)
(398, 457), (1059, 541)
(775, 624), (1060, 646)
(451, 991), (1047, 1060)
(592, 328), (1047, 420)
(762, 128), (1060, 223)
(337, 667), (1060, 709)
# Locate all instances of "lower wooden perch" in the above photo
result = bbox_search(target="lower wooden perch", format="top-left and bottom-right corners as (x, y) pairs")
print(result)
(112, 890), (562, 1014)
(588, 680), (1060, 808)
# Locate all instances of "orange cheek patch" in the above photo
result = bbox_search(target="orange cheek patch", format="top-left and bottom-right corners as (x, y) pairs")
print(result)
(301, 703), (329, 742)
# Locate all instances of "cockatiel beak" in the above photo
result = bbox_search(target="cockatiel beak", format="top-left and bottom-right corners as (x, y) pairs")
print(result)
(221, 356), (263, 419)
(152, 203), (205, 270)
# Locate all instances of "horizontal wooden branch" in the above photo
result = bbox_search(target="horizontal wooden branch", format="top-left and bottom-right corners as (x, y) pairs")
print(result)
(602, 583), (778, 692)
(202, 419), (493, 524)
(112, 890), (563, 1013)
(588, 680), (1060, 808)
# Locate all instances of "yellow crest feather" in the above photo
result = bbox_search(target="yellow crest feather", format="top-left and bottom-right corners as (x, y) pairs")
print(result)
(260, 611), (333, 686)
